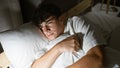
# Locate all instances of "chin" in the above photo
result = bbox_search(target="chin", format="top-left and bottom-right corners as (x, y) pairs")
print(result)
(48, 36), (57, 41)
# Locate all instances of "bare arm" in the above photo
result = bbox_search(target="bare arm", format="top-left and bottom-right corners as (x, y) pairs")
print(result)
(31, 36), (79, 68)
(67, 45), (104, 68)
(31, 44), (61, 68)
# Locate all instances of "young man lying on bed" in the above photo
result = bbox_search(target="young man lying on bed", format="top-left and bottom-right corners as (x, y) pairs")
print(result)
(31, 3), (106, 68)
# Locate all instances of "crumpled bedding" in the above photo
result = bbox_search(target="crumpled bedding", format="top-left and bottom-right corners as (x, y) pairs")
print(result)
(83, 3), (120, 67)
(84, 3), (120, 32)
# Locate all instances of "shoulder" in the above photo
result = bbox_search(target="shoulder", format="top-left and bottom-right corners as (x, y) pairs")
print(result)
(67, 16), (85, 28)
(64, 16), (85, 34)
(65, 16), (85, 30)
(68, 16), (84, 22)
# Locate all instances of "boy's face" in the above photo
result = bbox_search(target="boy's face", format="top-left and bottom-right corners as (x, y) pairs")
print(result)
(39, 16), (64, 40)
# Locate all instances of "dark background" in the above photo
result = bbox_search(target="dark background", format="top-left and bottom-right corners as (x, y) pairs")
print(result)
(19, 0), (120, 23)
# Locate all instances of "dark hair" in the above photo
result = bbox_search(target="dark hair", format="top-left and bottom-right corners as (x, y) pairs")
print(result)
(32, 3), (62, 27)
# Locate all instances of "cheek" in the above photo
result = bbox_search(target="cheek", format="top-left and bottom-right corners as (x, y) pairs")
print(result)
(54, 26), (60, 33)
(54, 28), (62, 37)
(50, 23), (62, 34)
(50, 24), (58, 31)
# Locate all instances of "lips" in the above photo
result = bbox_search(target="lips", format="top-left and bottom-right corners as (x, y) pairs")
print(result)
(43, 30), (57, 40)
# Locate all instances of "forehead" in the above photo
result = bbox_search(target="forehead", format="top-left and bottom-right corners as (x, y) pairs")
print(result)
(41, 16), (58, 24)
(39, 16), (57, 27)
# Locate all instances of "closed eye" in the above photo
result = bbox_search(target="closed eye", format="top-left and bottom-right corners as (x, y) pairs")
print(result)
(46, 21), (52, 24)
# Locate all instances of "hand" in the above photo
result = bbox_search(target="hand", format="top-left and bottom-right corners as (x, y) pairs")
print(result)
(56, 35), (81, 53)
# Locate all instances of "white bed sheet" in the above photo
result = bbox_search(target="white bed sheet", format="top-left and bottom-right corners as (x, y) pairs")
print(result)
(84, 3), (120, 33)
(83, 3), (120, 68)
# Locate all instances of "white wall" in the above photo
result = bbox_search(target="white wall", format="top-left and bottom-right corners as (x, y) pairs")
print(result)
(0, 0), (23, 32)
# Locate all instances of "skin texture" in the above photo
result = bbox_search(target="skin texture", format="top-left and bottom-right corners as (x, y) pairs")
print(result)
(31, 16), (104, 68)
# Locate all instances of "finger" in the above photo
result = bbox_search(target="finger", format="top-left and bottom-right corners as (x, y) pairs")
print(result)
(72, 51), (77, 54)
(68, 35), (75, 39)
(74, 45), (79, 51)
(72, 51), (79, 58)
(64, 35), (75, 41)
(75, 40), (81, 51)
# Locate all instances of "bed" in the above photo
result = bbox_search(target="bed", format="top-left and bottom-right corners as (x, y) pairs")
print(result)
(0, 0), (120, 68)
(84, 3), (120, 68)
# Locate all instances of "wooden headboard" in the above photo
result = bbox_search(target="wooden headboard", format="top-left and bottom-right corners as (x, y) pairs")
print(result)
(61, 0), (92, 18)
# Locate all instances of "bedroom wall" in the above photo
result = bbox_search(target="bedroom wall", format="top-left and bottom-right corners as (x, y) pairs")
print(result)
(0, 0), (13, 32)
(0, 0), (23, 32)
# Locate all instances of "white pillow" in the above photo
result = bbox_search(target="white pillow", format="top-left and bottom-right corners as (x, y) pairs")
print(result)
(0, 23), (45, 68)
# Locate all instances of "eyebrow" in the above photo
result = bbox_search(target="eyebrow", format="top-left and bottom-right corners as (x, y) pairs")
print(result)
(45, 17), (55, 23)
